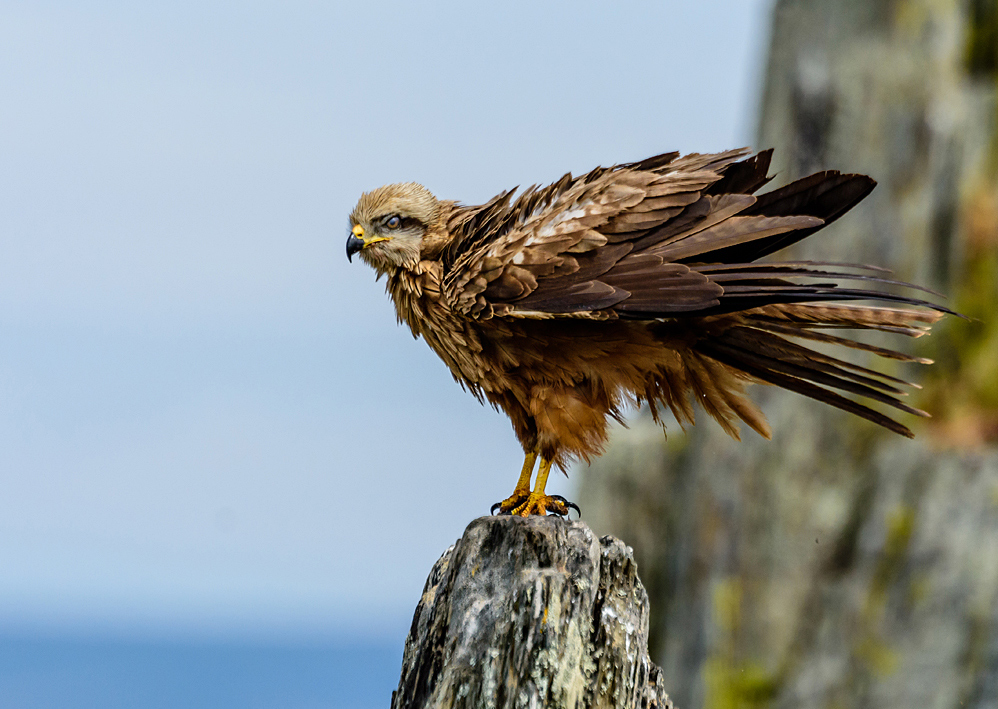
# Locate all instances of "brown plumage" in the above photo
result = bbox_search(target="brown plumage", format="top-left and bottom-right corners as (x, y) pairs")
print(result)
(345, 148), (951, 516)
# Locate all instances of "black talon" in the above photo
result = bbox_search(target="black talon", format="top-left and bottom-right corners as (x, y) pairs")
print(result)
(545, 495), (570, 518)
(490, 502), (502, 515)
(548, 495), (581, 519)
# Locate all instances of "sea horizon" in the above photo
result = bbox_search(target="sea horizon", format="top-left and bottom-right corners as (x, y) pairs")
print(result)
(0, 628), (403, 709)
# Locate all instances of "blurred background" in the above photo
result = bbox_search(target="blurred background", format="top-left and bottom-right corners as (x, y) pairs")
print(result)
(0, 0), (769, 706)
(2, 0), (996, 707)
(579, 1), (998, 708)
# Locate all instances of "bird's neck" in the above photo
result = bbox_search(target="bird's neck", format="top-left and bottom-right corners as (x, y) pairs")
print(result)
(385, 261), (440, 340)
(382, 210), (454, 335)
(384, 259), (487, 391)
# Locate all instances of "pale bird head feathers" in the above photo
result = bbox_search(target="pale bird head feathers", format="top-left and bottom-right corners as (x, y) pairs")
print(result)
(347, 182), (440, 274)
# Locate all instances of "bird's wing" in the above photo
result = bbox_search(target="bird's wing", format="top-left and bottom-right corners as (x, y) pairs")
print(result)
(440, 149), (741, 318)
(440, 149), (945, 321)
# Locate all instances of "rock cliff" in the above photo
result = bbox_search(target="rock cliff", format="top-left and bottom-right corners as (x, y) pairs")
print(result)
(578, 2), (998, 707)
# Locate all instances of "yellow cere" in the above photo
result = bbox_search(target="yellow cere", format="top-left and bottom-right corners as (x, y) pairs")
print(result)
(352, 224), (365, 238)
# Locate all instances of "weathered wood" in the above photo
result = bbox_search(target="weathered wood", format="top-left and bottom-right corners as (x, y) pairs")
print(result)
(391, 515), (674, 709)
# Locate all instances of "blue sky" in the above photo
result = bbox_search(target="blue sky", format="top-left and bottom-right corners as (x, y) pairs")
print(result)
(0, 0), (771, 643)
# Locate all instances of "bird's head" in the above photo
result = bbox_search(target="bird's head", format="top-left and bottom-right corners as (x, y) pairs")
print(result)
(346, 182), (440, 274)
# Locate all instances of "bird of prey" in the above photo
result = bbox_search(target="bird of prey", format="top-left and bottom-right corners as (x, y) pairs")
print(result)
(345, 148), (949, 517)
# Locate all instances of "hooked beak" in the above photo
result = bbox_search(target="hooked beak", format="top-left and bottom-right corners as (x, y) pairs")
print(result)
(345, 224), (390, 263)
(346, 235), (364, 262)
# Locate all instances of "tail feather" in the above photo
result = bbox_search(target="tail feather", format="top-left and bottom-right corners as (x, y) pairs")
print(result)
(747, 303), (944, 333)
(757, 323), (933, 366)
(700, 328), (926, 416)
(698, 340), (918, 438)
(629, 154), (956, 439)
(686, 303), (941, 439)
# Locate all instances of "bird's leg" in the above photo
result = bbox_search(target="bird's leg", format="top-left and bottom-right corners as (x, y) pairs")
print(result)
(510, 457), (580, 518)
(490, 451), (537, 515)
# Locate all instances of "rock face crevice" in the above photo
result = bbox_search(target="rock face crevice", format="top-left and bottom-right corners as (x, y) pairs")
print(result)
(391, 515), (673, 709)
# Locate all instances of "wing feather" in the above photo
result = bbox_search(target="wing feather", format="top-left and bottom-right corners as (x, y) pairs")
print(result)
(440, 150), (948, 326)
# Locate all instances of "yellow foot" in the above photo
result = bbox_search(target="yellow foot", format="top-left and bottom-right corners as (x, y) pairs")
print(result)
(490, 489), (530, 516)
(493, 492), (580, 518)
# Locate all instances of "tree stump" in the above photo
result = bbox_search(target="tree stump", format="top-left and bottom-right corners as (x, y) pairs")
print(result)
(390, 515), (674, 709)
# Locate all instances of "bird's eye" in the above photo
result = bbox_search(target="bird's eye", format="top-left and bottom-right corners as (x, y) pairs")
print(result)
(386, 215), (402, 229)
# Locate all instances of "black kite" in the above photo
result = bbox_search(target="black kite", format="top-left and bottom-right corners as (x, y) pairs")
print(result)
(346, 149), (950, 516)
